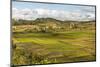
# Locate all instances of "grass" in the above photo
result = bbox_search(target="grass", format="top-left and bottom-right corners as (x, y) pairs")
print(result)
(12, 29), (96, 65)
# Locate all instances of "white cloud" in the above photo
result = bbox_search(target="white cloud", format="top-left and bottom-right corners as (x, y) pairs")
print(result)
(12, 7), (95, 21)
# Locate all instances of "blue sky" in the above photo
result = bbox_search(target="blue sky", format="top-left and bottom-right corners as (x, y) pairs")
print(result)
(12, 1), (95, 21)
(12, 1), (95, 12)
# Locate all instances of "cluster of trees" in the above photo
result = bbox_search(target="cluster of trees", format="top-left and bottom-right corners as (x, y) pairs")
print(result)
(12, 19), (36, 25)
(12, 43), (57, 66)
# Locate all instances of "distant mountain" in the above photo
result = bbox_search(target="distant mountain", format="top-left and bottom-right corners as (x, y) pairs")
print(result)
(33, 18), (95, 24)
(12, 17), (95, 26)
(34, 18), (62, 24)
(35, 18), (62, 22)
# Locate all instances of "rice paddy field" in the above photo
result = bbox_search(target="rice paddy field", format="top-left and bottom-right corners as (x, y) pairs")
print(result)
(12, 22), (96, 66)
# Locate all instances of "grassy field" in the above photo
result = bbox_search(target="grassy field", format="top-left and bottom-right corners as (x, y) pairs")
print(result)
(12, 18), (96, 65)
(12, 25), (96, 65)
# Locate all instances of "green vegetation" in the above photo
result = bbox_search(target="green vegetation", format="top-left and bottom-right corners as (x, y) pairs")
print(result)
(12, 18), (96, 66)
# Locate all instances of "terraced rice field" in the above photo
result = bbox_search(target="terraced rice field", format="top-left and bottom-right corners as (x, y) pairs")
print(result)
(12, 30), (96, 65)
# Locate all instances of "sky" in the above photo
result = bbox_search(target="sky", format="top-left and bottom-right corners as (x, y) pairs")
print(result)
(12, 1), (96, 21)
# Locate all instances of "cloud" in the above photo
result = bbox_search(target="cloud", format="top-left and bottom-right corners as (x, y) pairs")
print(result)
(12, 8), (38, 20)
(81, 7), (95, 13)
(12, 7), (95, 21)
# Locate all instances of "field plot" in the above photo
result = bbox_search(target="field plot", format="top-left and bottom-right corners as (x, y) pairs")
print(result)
(12, 20), (96, 65)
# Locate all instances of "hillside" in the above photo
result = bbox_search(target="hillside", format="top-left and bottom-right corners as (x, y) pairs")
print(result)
(12, 17), (96, 65)
(12, 18), (95, 33)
